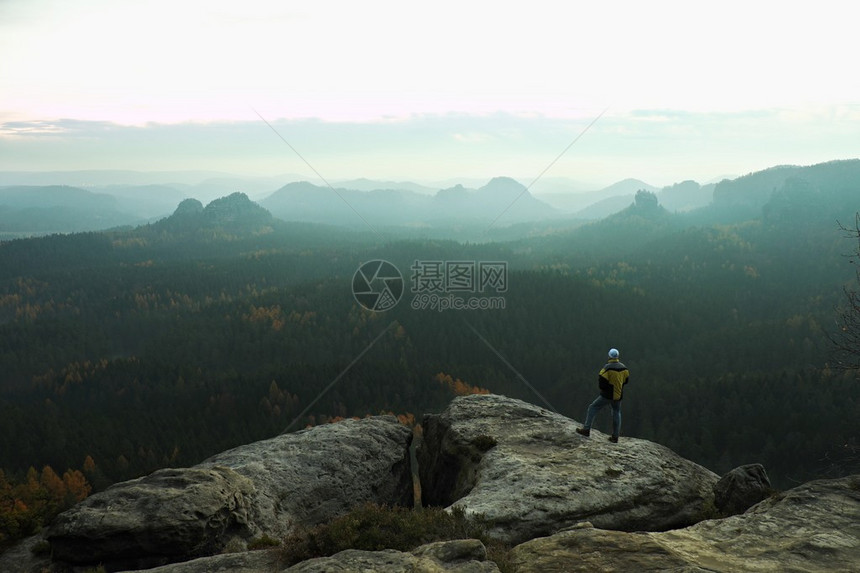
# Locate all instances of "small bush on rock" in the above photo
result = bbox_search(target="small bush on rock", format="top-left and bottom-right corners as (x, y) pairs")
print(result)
(279, 503), (491, 566)
(29, 539), (52, 556)
(248, 533), (280, 550)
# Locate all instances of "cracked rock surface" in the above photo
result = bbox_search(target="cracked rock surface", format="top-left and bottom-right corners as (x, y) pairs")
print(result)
(419, 394), (719, 544)
(45, 416), (413, 570)
(510, 474), (860, 572)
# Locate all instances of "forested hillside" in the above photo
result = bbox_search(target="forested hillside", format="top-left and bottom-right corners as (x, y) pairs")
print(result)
(0, 163), (858, 546)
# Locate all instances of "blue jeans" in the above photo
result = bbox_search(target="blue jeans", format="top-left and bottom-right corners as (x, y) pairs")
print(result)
(583, 395), (621, 436)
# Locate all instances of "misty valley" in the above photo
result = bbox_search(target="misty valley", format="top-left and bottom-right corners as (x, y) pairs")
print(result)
(0, 160), (858, 552)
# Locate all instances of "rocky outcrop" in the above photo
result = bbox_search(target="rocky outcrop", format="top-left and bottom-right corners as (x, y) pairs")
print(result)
(19, 394), (855, 572)
(46, 416), (413, 570)
(198, 416), (414, 536)
(0, 534), (53, 573)
(48, 466), (254, 570)
(154, 193), (275, 235)
(713, 463), (772, 516)
(172, 198), (204, 217)
(418, 394), (719, 545)
(125, 550), (280, 573)
(284, 539), (500, 573)
(201, 192), (273, 227)
(510, 522), (705, 572)
(510, 474), (860, 572)
(109, 540), (497, 573)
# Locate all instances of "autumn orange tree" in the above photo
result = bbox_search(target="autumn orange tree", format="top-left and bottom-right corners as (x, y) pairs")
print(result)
(435, 372), (490, 396)
(0, 464), (91, 547)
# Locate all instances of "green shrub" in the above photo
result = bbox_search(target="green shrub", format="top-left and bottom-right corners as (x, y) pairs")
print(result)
(220, 536), (245, 554)
(487, 541), (516, 573)
(29, 539), (52, 556)
(279, 503), (489, 566)
(696, 498), (721, 521)
(248, 533), (280, 550)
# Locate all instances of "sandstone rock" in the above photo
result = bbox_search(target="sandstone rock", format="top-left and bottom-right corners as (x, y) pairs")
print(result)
(0, 533), (53, 573)
(47, 416), (413, 570)
(199, 415), (414, 537)
(510, 523), (709, 572)
(283, 539), (500, 572)
(172, 198), (204, 217)
(411, 537), (489, 563)
(713, 463), (772, 516)
(128, 539), (496, 573)
(48, 466), (255, 570)
(128, 549), (280, 572)
(510, 474), (860, 572)
(418, 394), (719, 544)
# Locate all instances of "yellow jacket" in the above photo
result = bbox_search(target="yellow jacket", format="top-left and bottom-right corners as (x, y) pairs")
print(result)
(598, 358), (630, 401)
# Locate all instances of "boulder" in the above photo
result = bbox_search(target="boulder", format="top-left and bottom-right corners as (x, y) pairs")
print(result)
(47, 416), (413, 570)
(713, 463), (772, 516)
(509, 523), (708, 572)
(128, 549), (280, 573)
(283, 539), (500, 572)
(120, 538), (495, 573)
(510, 474), (860, 572)
(199, 415), (414, 537)
(418, 394), (719, 544)
(0, 534), (53, 573)
(48, 466), (255, 570)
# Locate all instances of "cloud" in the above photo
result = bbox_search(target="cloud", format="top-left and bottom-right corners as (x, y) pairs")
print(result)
(0, 109), (857, 186)
(0, 119), (117, 138)
(0, 120), (69, 137)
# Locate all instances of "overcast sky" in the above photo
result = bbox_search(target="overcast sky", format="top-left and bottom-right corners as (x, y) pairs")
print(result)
(1, 0), (858, 188)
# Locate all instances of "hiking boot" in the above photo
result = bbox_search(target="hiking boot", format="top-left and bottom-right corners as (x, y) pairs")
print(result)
(609, 435), (619, 443)
(575, 428), (590, 437)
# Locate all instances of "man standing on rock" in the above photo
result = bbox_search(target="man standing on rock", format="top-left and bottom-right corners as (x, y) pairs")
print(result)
(576, 348), (629, 443)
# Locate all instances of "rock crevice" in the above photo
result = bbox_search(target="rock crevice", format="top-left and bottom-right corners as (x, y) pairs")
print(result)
(2, 394), (853, 573)
(418, 394), (720, 544)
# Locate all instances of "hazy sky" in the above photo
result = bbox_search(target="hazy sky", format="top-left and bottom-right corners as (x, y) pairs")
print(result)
(1, 0), (858, 188)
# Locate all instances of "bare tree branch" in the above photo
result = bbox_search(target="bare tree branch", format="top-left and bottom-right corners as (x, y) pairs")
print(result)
(829, 212), (860, 370)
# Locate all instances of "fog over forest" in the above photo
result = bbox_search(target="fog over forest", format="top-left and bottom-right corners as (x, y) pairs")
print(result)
(1, 159), (858, 492)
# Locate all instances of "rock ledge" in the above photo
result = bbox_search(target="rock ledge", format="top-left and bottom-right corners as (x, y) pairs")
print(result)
(419, 394), (719, 544)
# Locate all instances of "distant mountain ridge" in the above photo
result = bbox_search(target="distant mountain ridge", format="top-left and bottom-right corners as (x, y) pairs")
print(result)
(334, 178), (437, 195)
(1, 160), (858, 238)
(658, 180), (716, 212)
(536, 179), (654, 214)
(260, 176), (558, 229)
(153, 192), (275, 235)
(713, 159), (860, 213)
(0, 185), (143, 236)
(539, 178), (716, 219)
